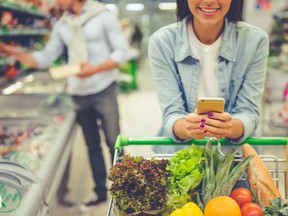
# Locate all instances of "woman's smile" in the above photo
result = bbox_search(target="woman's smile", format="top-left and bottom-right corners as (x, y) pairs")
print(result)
(197, 7), (220, 17)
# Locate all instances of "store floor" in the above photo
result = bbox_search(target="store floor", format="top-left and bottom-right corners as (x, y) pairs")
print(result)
(53, 58), (288, 216)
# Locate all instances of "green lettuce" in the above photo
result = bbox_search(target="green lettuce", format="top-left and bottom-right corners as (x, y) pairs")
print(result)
(165, 145), (205, 211)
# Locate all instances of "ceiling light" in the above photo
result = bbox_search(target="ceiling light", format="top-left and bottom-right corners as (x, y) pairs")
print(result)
(2, 82), (23, 95)
(106, 4), (117, 11)
(125, 3), (144, 11)
(159, 2), (177, 10)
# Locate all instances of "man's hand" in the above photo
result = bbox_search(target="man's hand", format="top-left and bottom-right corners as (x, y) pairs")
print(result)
(77, 63), (98, 78)
(0, 43), (18, 56)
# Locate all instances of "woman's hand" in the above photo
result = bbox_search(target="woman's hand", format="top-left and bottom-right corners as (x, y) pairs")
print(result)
(202, 112), (233, 139)
(185, 111), (233, 140)
(184, 111), (208, 140)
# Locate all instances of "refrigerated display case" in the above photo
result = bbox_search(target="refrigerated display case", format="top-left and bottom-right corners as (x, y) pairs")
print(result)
(0, 73), (77, 216)
(1, 72), (66, 95)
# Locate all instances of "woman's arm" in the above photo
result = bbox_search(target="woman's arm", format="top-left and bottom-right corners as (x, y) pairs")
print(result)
(148, 31), (189, 141)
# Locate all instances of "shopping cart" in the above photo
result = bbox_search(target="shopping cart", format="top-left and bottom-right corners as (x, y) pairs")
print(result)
(107, 135), (288, 216)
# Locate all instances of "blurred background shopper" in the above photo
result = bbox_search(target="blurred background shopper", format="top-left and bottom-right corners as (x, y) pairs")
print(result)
(0, 0), (128, 213)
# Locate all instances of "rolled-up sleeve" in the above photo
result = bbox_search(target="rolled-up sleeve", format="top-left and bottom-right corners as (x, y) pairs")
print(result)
(148, 32), (188, 142)
(230, 31), (269, 143)
(32, 22), (64, 69)
(102, 13), (129, 64)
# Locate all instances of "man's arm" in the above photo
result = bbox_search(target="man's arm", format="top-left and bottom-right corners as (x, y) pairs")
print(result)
(0, 43), (38, 67)
(0, 22), (64, 69)
(77, 59), (119, 78)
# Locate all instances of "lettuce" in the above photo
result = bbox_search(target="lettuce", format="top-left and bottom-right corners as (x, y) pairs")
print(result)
(108, 155), (169, 215)
(165, 145), (205, 211)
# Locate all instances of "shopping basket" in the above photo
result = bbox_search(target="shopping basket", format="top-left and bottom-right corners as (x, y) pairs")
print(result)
(107, 135), (288, 216)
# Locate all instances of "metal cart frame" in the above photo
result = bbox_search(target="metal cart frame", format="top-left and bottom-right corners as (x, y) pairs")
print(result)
(107, 135), (288, 216)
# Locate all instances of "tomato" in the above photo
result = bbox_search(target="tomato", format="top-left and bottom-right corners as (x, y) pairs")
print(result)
(241, 202), (264, 216)
(230, 188), (253, 207)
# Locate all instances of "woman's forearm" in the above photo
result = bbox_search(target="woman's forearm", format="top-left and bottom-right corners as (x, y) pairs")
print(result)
(226, 119), (244, 139)
(173, 118), (190, 140)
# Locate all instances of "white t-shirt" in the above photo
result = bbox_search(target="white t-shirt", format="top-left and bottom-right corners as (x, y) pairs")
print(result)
(187, 22), (222, 97)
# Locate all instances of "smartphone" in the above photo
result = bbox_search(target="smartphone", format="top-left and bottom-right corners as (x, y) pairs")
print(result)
(197, 97), (225, 115)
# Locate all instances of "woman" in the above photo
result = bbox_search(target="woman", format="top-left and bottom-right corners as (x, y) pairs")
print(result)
(148, 0), (269, 146)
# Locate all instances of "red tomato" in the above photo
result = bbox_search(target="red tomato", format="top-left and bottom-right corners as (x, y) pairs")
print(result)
(241, 203), (264, 216)
(230, 188), (253, 207)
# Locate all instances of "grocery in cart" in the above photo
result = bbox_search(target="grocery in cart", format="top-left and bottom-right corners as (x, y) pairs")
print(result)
(107, 136), (288, 216)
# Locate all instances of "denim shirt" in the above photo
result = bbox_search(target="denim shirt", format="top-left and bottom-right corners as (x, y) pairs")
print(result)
(148, 18), (269, 143)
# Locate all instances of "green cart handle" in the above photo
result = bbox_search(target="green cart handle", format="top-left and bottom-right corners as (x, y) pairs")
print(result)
(114, 135), (288, 150)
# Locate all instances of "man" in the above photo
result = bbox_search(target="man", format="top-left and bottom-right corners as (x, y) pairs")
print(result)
(0, 0), (128, 212)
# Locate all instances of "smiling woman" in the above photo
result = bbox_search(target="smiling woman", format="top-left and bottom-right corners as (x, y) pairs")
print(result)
(177, 0), (243, 21)
(148, 0), (269, 150)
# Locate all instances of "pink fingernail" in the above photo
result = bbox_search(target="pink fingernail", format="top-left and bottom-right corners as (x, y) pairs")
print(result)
(200, 123), (205, 128)
(201, 118), (206, 123)
(204, 130), (207, 133)
(208, 112), (214, 117)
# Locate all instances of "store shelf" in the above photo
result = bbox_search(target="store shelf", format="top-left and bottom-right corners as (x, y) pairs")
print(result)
(0, 1), (49, 18)
(0, 56), (14, 65)
(0, 28), (50, 37)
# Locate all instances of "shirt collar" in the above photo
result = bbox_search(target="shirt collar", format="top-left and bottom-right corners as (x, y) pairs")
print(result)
(66, 0), (89, 16)
(175, 17), (236, 63)
(81, 0), (89, 14)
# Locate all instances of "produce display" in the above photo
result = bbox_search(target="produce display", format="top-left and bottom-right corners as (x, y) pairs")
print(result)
(108, 142), (287, 216)
(0, 123), (58, 171)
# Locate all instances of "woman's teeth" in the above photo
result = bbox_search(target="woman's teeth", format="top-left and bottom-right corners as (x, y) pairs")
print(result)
(201, 8), (218, 13)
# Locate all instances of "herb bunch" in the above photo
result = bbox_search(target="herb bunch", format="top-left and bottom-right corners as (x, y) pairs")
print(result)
(263, 198), (288, 216)
(198, 141), (253, 210)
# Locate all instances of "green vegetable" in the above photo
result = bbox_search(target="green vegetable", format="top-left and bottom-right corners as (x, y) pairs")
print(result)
(165, 145), (205, 212)
(263, 198), (288, 216)
(197, 140), (253, 210)
(108, 155), (169, 215)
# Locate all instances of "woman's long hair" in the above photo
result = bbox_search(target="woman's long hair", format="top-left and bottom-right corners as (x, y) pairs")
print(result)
(176, 0), (244, 22)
